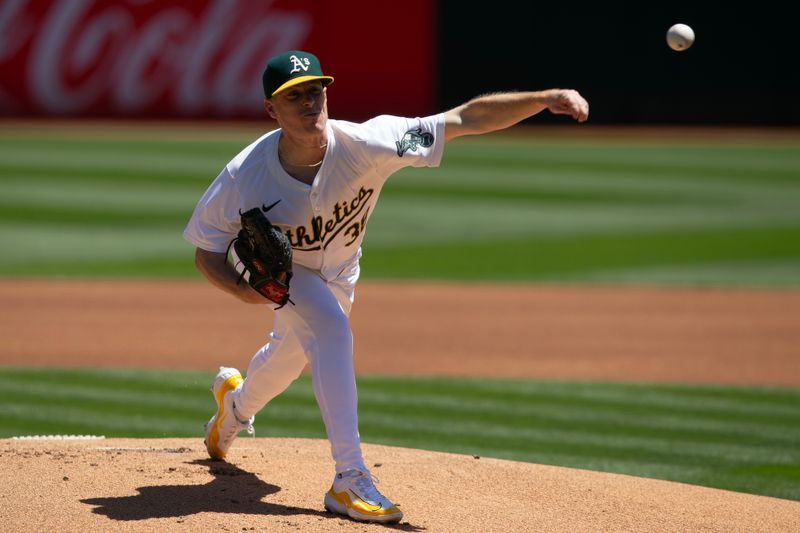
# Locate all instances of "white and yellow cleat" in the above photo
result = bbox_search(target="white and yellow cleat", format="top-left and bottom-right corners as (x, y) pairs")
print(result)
(324, 469), (403, 523)
(204, 366), (254, 460)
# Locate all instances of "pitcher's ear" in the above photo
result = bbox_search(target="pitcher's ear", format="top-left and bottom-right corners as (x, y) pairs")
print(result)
(264, 99), (277, 119)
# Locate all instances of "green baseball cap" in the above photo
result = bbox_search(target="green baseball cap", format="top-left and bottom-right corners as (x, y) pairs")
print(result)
(262, 50), (334, 98)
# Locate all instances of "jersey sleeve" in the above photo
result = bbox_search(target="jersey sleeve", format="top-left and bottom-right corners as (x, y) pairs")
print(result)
(182, 168), (243, 253)
(360, 113), (445, 177)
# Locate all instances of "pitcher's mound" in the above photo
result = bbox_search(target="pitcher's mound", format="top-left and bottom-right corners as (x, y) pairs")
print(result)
(3, 437), (798, 532)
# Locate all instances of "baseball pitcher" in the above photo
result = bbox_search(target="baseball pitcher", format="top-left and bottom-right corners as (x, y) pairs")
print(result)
(184, 50), (588, 524)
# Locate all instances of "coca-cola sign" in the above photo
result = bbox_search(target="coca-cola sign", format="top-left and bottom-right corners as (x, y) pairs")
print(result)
(0, 0), (435, 119)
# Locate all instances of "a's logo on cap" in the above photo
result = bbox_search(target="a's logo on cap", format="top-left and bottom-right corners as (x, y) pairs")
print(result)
(289, 55), (311, 74)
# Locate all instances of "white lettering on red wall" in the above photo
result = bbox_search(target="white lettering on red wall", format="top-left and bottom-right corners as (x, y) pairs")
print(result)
(1, 0), (310, 117)
(0, 0), (435, 120)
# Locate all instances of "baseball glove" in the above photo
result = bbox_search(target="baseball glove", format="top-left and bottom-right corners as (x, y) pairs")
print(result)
(226, 204), (294, 309)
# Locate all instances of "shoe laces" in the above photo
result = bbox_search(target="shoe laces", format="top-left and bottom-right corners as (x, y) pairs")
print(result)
(352, 471), (384, 504)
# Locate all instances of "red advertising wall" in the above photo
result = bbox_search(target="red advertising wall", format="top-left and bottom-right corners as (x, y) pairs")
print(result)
(0, 0), (436, 121)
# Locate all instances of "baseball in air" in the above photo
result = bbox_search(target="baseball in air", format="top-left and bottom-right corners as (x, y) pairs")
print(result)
(666, 23), (695, 51)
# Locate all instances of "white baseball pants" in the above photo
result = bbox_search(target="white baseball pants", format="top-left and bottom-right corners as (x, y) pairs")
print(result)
(233, 263), (366, 474)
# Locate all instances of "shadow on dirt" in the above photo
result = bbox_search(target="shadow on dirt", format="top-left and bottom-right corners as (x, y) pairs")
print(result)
(81, 459), (423, 531)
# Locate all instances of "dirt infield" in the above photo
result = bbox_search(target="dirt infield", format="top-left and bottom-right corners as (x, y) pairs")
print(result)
(2, 280), (800, 531)
(2, 280), (799, 385)
(3, 437), (799, 532)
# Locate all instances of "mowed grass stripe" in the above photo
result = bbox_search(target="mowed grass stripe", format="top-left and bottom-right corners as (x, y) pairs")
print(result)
(0, 254), (194, 278)
(0, 203), (192, 228)
(0, 396), (323, 437)
(1, 367), (798, 500)
(358, 379), (800, 424)
(356, 391), (800, 447)
(0, 140), (236, 172)
(0, 380), (209, 416)
(443, 141), (800, 182)
(1, 403), (201, 437)
(354, 395), (800, 452)
(3, 160), (758, 211)
(450, 379), (800, 415)
(363, 225), (800, 280)
(0, 367), (314, 404)
(361, 374), (800, 406)
(381, 180), (702, 206)
(7, 221), (790, 281)
(0, 137), (249, 156)
(1, 127), (799, 284)
(393, 166), (800, 210)
(17, 373), (786, 451)
(355, 415), (799, 469)
(11, 136), (797, 177)
(357, 401), (799, 455)
(0, 225), (190, 269)
(0, 162), (213, 187)
(10, 367), (799, 419)
(3, 130), (797, 186)
(0, 177), (202, 210)
(0, 369), (323, 438)
(571, 258), (800, 286)
(0, 381), (797, 460)
(0, 376), (322, 417)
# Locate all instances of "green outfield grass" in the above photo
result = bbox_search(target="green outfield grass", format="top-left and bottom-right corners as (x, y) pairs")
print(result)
(1, 124), (799, 285)
(1, 367), (798, 502)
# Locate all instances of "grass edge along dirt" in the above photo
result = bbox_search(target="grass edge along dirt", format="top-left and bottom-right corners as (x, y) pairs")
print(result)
(1, 367), (798, 502)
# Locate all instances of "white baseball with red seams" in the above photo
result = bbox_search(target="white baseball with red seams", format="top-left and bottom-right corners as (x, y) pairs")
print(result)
(184, 114), (444, 472)
(667, 23), (695, 51)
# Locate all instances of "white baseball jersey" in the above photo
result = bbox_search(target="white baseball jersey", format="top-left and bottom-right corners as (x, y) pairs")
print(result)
(184, 113), (445, 281)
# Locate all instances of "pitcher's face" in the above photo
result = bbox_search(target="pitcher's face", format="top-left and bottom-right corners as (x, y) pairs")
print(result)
(264, 81), (328, 136)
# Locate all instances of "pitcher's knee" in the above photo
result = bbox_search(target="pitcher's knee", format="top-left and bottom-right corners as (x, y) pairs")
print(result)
(313, 314), (353, 353)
